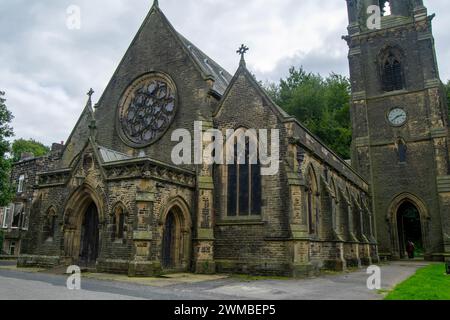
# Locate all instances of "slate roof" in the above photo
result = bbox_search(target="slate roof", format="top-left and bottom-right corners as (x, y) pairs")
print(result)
(98, 146), (131, 163)
(176, 32), (233, 96)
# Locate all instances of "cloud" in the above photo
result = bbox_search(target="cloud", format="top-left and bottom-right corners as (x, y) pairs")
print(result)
(0, 0), (449, 145)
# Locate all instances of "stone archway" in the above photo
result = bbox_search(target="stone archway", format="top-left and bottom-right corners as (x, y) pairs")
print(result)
(79, 202), (100, 266)
(162, 210), (177, 268)
(396, 201), (422, 259)
(62, 184), (104, 266)
(387, 193), (429, 259)
(160, 198), (192, 271)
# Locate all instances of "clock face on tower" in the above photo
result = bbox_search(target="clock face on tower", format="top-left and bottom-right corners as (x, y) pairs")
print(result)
(388, 108), (407, 126)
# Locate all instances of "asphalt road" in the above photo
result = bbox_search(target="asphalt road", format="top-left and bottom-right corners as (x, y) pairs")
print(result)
(0, 261), (427, 300)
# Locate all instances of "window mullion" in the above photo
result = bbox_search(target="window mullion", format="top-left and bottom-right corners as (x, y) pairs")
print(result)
(248, 162), (252, 215)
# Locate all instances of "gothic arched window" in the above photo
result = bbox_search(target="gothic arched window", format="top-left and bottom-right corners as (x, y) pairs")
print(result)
(112, 205), (126, 241)
(306, 168), (319, 235)
(227, 129), (262, 217)
(382, 53), (404, 92)
(44, 207), (57, 241)
(396, 138), (407, 163)
(330, 179), (338, 232)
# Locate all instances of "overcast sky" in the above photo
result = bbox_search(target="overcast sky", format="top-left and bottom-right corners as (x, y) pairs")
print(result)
(0, 0), (449, 146)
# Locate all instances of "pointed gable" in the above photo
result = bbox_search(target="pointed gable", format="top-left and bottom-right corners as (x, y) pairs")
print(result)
(214, 63), (289, 129)
(92, 3), (232, 163)
(59, 98), (95, 168)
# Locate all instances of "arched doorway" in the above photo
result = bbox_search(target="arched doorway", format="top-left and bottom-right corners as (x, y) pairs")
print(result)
(396, 201), (422, 259)
(160, 200), (192, 272)
(162, 211), (176, 268)
(63, 184), (104, 266)
(79, 202), (100, 266)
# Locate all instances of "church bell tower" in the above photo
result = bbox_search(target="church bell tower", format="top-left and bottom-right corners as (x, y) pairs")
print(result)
(345, 0), (450, 260)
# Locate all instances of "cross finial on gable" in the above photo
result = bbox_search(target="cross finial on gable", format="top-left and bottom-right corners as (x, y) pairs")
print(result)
(237, 44), (249, 67)
(86, 88), (95, 110)
(87, 88), (94, 99)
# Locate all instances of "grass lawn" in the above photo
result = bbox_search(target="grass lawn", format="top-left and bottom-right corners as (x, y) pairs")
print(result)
(385, 264), (450, 300)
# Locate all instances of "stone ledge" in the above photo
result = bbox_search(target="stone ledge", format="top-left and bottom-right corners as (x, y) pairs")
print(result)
(0, 255), (18, 260)
(215, 259), (291, 277)
(424, 78), (441, 89)
(431, 127), (448, 138)
(196, 228), (214, 240)
(17, 255), (62, 268)
(194, 260), (216, 274)
(351, 91), (366, 101)
(437, 176), (450, 193)
(128, 261), (162, 277)
(133, 231), (153, 240)
(216, 220), (265, 226)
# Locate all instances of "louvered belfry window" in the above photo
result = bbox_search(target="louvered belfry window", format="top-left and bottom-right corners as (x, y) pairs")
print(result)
(383, 54), (404, 92)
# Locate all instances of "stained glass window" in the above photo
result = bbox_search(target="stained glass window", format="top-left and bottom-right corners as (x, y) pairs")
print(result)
(119, 74), (177, 146)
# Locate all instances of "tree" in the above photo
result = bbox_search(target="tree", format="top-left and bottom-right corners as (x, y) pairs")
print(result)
(265, 67), (352, 159)
(11, 139), (50, 162)
(0, 91), (14, 207)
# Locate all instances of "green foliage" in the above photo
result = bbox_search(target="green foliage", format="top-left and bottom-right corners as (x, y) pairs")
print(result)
(11, 138), (50, 162)
(0, 91), (14, 207)
(265, 67), (352, 159)
(385, 264), (450, 300)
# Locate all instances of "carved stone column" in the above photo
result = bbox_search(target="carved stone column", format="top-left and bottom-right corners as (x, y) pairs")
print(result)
(128, 182), (159, 277)
(193, 121), (216, 274)
(287, 141), (314, 277)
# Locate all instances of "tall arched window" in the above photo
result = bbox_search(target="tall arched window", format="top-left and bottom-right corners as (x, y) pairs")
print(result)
(44, 207), (57, 241)
(396, 138), (407, 163)
(382, 53), (404, 92)
(306, 168), (319, 235)
(330, 179), (338, 232)
(227, 129), (262, 217)
(112, 205), (126, 242)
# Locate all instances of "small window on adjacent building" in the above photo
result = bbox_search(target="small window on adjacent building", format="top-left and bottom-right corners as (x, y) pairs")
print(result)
(21, 208), (29, 230)
(17, 175), (25, 193)
(0, 208), (4, 229)
(11, 203), (23, 229)
(2, 206), (12, 228)
(9, 241), (16, 256)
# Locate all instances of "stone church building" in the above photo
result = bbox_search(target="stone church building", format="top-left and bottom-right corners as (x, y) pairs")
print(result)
(1, 0), (447, 276)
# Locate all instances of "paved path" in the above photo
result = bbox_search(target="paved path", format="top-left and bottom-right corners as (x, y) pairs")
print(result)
(0, 261), (429, 300)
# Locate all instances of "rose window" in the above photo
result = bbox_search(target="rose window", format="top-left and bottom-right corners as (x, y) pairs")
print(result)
(118, 73), (177, 146)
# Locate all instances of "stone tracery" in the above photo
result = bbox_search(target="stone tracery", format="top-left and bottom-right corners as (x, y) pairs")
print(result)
(119, 74), (177, 146)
